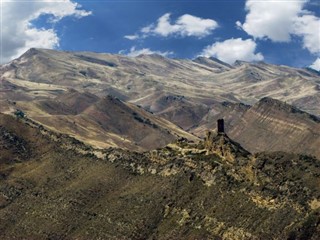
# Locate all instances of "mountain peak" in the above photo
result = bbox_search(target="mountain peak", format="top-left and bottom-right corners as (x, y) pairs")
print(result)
(233, 60), (249, 67)
(208, 56), (232, 67)
(19, 48), (43, 58)
(257, 97), (303, 113)
(136, 53), (166, 59)
(15, 48), (57, 63)
(24, 47), (53, 55)
(258, 97), (299, 111)
(193, 56), (232, 70)
(256, 97), (320, 122)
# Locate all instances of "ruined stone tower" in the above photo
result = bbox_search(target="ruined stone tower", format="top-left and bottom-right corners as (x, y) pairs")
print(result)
(217, 119), (224, 134)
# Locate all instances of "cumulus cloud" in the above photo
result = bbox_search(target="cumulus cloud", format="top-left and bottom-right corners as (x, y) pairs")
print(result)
(125, 13), (218, 40)
(1, 0), (91, 64)
(200, 38), (264, 64)
(293, 14), (320, 54)
(120, 46), (174, 57)
(310, 58), (320, 71)
(237, 0), (304, 42)
(237, 0), (320, 54)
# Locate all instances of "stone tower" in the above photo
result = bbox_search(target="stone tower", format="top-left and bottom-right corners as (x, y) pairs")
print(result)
(217, 119), (224, 134)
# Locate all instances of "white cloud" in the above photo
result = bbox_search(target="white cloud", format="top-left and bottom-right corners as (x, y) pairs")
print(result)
(120, 46), (174, 57)
(124, 35), (139, 40)
(141, 25), (154, 34)
(125, 13), (218, 40)
(237, 0), (320, 54)
(150, 13), (181, 37)
(310, 58), (320, 71)
(176, 14), (219, 37)
(1, 0), (91, 64)
(200, 38), (264, 64)
(293, 14), (320, 54)
(237, 0), (304, 42)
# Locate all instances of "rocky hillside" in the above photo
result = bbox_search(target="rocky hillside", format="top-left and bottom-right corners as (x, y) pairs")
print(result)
(229, 97), (320, 159)
(0, 89), (197, 151)
(1, 48), (319, 116)
(1, 48), (319, 157)
(0, 113), (319, 239)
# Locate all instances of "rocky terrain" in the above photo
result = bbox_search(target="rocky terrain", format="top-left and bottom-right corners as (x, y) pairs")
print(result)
(2, 49), (319, 114)
(1, 48), (320, 157)
(0, 88), (197, 151)
(0, 113), (319, 239)
(0, 49), (320, 239)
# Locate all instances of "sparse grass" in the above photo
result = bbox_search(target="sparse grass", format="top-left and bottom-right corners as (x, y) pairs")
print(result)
(0, 113), (320, 239)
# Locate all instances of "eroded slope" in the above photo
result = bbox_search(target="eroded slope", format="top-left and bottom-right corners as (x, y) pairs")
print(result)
(229, 97), (320, 158)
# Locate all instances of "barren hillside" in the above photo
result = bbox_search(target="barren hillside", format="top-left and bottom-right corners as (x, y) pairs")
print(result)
(0, 113), (319, 239)
(1, 48), (319, 156)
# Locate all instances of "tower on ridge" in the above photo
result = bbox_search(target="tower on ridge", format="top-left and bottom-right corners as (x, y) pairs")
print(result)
(217, 119), (224, 134)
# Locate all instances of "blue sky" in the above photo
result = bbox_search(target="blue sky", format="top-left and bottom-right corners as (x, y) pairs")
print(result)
(1, 0), (320, 70)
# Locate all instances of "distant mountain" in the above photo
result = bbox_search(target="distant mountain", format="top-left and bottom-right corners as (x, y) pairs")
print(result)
(1, 48), (319, 115)
(2, 89), (197, 151)
(193, 56), (233, 72)
(1, 48), (320, 157)
(1, 49), (320, 239)
(188, 97), (320, 159)
(228, 97), (320, 158)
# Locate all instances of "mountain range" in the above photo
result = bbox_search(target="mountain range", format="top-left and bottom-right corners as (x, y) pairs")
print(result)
(1, 48), (319, 157)
(0, 48), (320, 239)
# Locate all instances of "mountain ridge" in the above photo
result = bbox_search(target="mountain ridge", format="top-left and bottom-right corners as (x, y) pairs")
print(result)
(4, 49), (319, 108)
(229, 97), (320, 158)
(1, 48), (320, 157)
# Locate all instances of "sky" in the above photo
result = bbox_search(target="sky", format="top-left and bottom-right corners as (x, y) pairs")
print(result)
(0, 0), (319, 70)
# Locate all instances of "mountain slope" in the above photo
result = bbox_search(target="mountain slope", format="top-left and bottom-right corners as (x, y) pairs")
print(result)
(0, 113), (319, 239)
(1, 48), (319, 116)
(1, 48), (320, 156)
(2, 90), (197, 151)
(229, 97), (320, 158)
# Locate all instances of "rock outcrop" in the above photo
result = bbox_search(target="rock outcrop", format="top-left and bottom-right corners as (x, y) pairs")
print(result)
(204, 131), (250, 163)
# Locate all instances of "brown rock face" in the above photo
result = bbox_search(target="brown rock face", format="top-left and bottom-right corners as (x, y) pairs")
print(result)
(204, 131), (250, 163)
